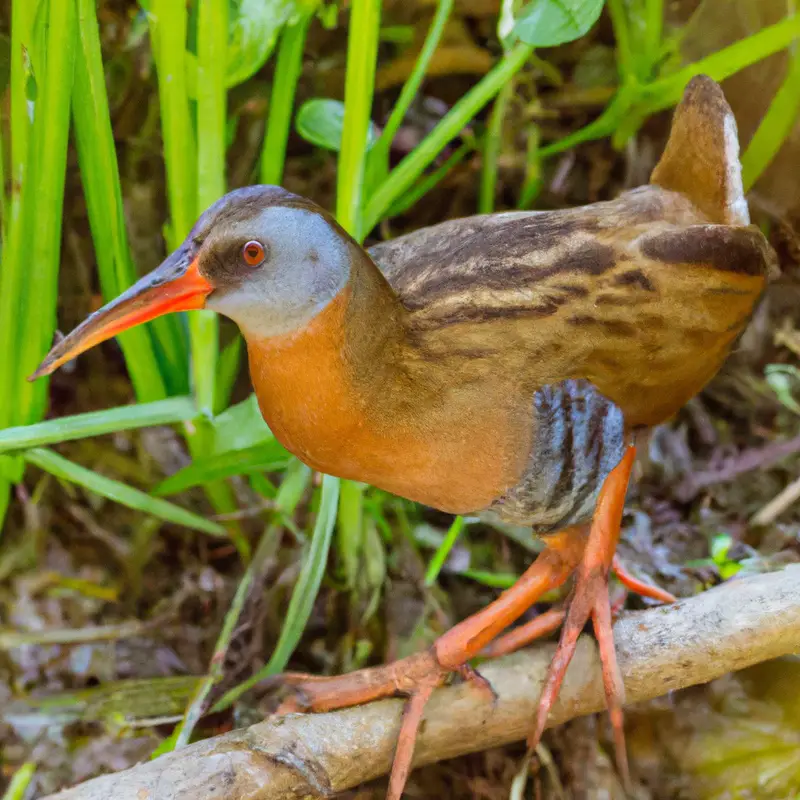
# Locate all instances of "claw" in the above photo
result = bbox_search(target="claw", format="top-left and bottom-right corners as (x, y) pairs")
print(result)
(458, 663), (498, 705)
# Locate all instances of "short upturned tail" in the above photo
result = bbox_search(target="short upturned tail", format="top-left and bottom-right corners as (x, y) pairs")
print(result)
(650, 75), (749, 227)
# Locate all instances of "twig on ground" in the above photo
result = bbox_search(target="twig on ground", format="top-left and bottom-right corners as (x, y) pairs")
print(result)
(41, 564), (800, 800)
(751, 471), (800, 526)
(674, 434), (800, 501)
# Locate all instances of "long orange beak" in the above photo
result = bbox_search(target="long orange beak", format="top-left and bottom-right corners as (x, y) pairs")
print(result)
(29, 248), (213, 381)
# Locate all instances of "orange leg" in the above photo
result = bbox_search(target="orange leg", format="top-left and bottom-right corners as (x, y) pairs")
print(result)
(273, 444), (662, 797)
(527, 443), (637, 790)
(481, 555), (675, 660)
(480, 607), (566, 659)
(612, 554), (676, 605)
(273, 524), (588, 799)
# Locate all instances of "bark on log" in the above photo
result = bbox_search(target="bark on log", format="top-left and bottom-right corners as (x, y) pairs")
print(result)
(43, 564), (800, 800)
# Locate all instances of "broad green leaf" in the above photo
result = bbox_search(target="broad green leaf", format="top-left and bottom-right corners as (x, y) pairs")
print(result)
(153, 439), (291, 496)
(296, 98), (380, 153)
(25, 448), (225, 536)
(513, 0), (605, 48)
(226, 0), (316, 88)
(0, 397), (197, 454)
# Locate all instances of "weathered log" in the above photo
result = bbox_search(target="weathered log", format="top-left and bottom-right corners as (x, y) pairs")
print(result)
(43, 564), (800, 800)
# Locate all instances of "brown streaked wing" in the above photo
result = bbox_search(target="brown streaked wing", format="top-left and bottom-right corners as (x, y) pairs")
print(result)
(366, 185), (774, 427)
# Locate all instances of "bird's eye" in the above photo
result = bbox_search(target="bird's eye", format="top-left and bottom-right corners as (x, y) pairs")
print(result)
(242, 240), (266, 267)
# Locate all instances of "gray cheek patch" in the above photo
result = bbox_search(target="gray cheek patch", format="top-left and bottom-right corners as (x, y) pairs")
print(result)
(207, 206), (351, 338)
(485, 379), (626, 533)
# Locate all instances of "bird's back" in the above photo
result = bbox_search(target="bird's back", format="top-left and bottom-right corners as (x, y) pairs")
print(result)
(368, 77), (777, 429)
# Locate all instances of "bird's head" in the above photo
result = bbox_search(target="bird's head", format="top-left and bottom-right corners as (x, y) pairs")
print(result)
(30, 186), (355, 380)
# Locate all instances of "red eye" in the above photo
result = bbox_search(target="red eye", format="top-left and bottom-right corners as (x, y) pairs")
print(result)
(242, 240), (266, 266)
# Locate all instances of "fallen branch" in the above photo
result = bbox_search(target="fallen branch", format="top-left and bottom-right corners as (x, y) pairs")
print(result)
(44, 564), (800, 800)
(674, 433), (800, 501)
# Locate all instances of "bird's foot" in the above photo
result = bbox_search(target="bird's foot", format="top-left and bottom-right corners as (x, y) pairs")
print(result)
(527, 444), (639, 793)
(268, 446), (674, 798)
(273, 649), (494, 799)
(270, 524), (589, 799)
(480, 555), (675, 660)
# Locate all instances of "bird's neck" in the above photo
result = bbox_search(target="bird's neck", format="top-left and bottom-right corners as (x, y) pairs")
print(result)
(244, 255), (408, 470)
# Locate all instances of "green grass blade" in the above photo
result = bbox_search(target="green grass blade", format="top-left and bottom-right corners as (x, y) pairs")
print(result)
(214, 335), (243, 415)
(211, 473), (340, 709)
(3, 676), (202, 728)
(171, 527), (281, 748)
(15, 0), (77, 426)
(364, 42), (533, 231)
(0, 0), (37, 444)
(374, 0), (453, 158)
(0, 397), (197, 453)
(741, 42), (800, 191)
(197, 0), (228, 209)
(606, 0), (633, 81)
(170, 462), (312, 748)
(336, 0), (382, 240)
(337, 479), (365, 588)
(193, 0), (229, 417)
(2, 762), (36, 800)
(537, 83), (635, 158)
(424, 515), (466, 586)
(0, 99), (6, 244)
(147, 0), (200, 395)
(460, 569), (517, 589)
(640, 14), (800, 116)
(479, 80), (513, 214)
(25, 447), (226, 537)
(72, 0), (169, 403)
(384, 140), (474, 218)
(261, 16), (311, 185)
(152, 440), (291, 496)
(149, 0), (242, 546)
(148, 0), (196, 245)
(261, 474), (340, 669)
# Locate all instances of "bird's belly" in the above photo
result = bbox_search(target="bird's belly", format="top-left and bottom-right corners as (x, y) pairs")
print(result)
(263, 395), (523, 515)
(247, 335), (520, 514)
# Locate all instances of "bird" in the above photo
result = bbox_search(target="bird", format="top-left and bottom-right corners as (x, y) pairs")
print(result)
(31, 75), (777, 796)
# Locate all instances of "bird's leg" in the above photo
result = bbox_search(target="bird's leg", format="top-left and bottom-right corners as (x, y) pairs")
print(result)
(272, 524), (589, 800)
(527, 443), (638, 789)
